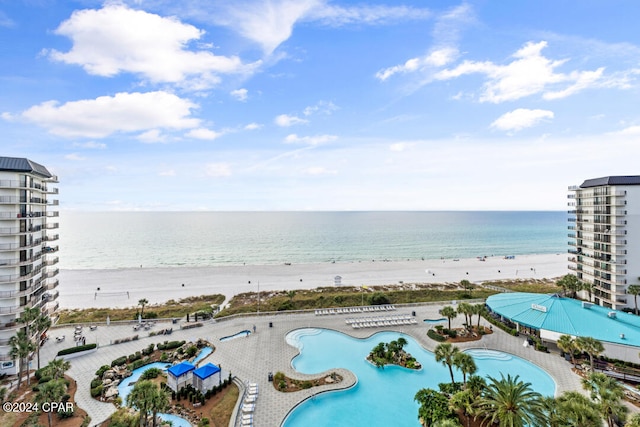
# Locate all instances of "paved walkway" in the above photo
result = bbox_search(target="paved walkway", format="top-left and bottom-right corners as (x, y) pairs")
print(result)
(38, 303), (588, 427)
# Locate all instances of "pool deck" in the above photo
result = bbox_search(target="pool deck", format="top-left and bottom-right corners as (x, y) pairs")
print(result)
(38, 303), (588, 427)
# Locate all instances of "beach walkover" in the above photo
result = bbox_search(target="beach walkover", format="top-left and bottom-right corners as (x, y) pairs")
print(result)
(36, 300), (585, 427)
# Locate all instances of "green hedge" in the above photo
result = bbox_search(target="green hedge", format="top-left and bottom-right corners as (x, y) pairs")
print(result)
(57, 343), (97, 356)
(427, 329), (446, 342)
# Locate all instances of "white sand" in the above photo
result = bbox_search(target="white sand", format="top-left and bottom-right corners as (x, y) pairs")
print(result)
(55, 253), (568, 310)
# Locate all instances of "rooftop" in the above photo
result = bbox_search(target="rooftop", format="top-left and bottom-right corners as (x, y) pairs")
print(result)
(0, 156), (53, 178)
(486, 292), (640, 347)
(193, 363), (221, 380)
(580, 175), (640, 188)
(167, 361), (195, 377)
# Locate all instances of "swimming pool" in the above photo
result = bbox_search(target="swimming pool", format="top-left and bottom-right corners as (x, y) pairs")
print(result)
(282, 329), (556, 427)
(220, 330), (251, 342)
(192, 346), (213, 364)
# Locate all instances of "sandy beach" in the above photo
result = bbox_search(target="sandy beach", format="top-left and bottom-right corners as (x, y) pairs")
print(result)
(55, 253), (568, 310)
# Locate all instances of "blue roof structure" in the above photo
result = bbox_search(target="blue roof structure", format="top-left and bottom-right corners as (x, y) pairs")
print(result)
(167, 361), (195, 377)
(486, 293), (640, 347)
(193, 363), (221, 380)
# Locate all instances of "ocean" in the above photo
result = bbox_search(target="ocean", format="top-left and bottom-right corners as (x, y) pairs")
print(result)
(57, 211), (567, 270)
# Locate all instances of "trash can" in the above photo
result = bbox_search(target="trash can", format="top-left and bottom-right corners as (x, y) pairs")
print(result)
(412, 311), (416, 317)
(172, 318), (178, 324)
(269, 322), (273, 328)
(268, 372), (273, 382)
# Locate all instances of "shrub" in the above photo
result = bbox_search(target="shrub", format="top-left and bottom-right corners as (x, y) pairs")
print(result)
(301, 381), (312, 389)
(278, 380), (286, 391)
(95, 365), (110, 377)
(141, 368), (162, 380)
(186, 345), (198, 358)
(427, 330), (446, 342)
(90, 379), (102, 389)
(57, 343), (97, 356)
(368, 292), (391, 306)
(90, 385), (103, 398)
(273, 371), (286, 383)
(111, 356), (127, 367)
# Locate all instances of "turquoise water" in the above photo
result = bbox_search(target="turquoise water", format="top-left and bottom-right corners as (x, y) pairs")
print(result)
(192, 346), (213, 364)
(220, 330), (251, 342)
(282, 329), (556, 427)
(423, 318), (446, 323)
(59, 211), (566, 269)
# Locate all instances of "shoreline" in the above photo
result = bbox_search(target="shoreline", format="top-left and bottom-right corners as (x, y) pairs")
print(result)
(56, 253), (568, 310)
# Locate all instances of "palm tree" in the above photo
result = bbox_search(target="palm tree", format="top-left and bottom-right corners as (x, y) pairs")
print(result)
(627, 284), (640, 315)
(149, 387), (171, 427)
(127, 380), (157, 427)
(453, 352), (476, 385)
(415, 388), (453, 427)
(9, 330), (34, 389)
(434, 343), (460, 385)
(556, 274), (581, 298)
(35, 378), (67, 427)
(439, 306), (457, 330)
(473, 304), (487, 331)
(557, 334), (578, 368)
(44, 358), (70, 380)
(457, 303), (473, 327)
(138, 298), (149, 318)
(460, 279), (474, 297)
(626, 413), (640, 427)
(575, 336), (604, 371)
(476, 373), (546, 427)
(542, 391), (602, 427)
(450, 389), (475, 427)
(582, 372), (627, 427)
(18, 306), (40, 385)
(35, 314), (51, 370)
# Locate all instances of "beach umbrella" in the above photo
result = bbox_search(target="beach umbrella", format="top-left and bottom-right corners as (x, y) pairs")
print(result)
(106, 316), (110, 326)
(138, 314), (142, 324)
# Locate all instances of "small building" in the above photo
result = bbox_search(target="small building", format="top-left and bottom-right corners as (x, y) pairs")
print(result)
(167, 361), (195, 392)
(193, 363), (222, 393)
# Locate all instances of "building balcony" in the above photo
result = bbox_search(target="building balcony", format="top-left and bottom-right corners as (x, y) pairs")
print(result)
(0, 281), (44, 300)
(44, 257), (59, 266)
(45, 302), (59, 316)
(43, 269), (59, 279)
(45, 223), (59, 230)
(0, 196), (20, 204)
(44, 234), (59, 242)
(46, 187), (59, 194)
(44, 280), (59, 291)
(46, 211), (59, 218)
(46, 200), (59, 206)
(0, 321), (19, 331)
(43, 245), (58, 253)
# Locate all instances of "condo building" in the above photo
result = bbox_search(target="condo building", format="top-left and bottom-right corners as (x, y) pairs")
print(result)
(568, 176), (640, 310)
(0, 157), (59, 375)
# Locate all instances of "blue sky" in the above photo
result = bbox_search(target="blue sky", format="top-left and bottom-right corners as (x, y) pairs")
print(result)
(2, 0), (640, 211)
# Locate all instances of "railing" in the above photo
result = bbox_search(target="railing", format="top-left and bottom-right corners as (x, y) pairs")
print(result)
(44, 234), (59, 242)
(0, 196), (20, 203)
(45, 280), (59, 291)
(45, 223), (59, 229)
(0, 282), (44, 299)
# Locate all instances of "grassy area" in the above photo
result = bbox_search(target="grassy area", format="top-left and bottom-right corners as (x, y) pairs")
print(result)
(217, 283), (499, 317)
(208, 383), (239, 427)
(482, 278), (560, 293)
(58, 294), (225, 324)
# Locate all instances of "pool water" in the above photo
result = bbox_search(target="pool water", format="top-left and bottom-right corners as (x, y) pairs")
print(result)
(423, 318), (447, 323)
(116, 346), (215, 427)
(220, 330), (251, 342)
(192, 346), (213, 364)
(282, 329), (556, 427)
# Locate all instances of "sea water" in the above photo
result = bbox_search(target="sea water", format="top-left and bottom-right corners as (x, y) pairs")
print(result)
(58, 211), (566, 269)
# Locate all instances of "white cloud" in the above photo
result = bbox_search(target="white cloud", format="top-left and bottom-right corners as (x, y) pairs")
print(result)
(389, 142), (414, 152)
(303, 100), (338, 116)
(244, 122), (262, 130)
(304, 166), (337, 175)
(284, 133), (337, 145)
(137, 129), (167, 143)
(159, 169), (176, 176)
(0, 11), (15, 28)
(275, 114), (308, 127)
(186, 127), (224, 140)
(491, 108), (554, 132)
(231, 88), (248, 101)
(376, 48), (458, 81)
(64, 153), (86, 161)
(436, 41), (604, 103)
(205, 162), (231, 177)
(610, 125), (640, 136)
(212, 1), (430, 54)
(20, 91), (200, 138)
(72, 141), (106, 149)
(308, 3), (431, 26)
(49, 4), (257, 87)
